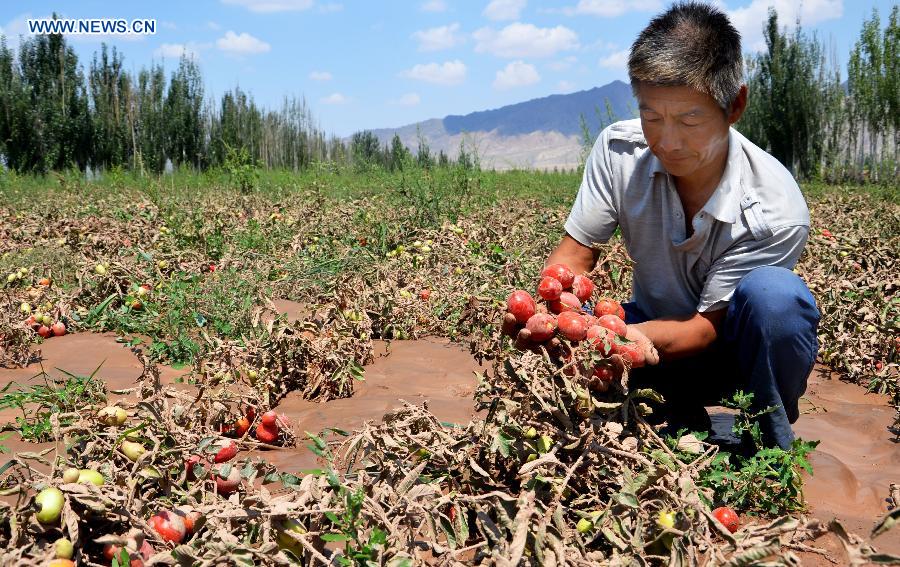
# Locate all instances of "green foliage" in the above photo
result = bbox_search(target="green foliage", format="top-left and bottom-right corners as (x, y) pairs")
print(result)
(739, 8), (898, 183)
(0, 365), (107, 442)
(698, 391), (819, 515)
(323, 469), (388, 565)
(223, 143), (259, 193)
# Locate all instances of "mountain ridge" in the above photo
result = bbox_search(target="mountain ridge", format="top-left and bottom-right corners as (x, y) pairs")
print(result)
(366, 80), (637, 170)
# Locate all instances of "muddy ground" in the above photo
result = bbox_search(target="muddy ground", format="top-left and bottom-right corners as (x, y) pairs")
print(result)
(1, 325), (897, 565)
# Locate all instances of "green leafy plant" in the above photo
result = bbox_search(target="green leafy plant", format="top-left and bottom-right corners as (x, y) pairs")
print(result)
(699, 391), (819, 515)
(0, 364), (107, 442)
(223, 142), (259, 194)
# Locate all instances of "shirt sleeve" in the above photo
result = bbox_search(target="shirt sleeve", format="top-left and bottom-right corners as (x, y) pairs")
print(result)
(698, 225), (809, 312)
(564, 129), (619, 246)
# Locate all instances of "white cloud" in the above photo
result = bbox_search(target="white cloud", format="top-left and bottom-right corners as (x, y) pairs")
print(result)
(321, 92), (349, 104)
(216, 31), (271, 54)
(394, 92), (421, 106)
(207, 21), (222, 30)
(412, 23), (465, 51)
(565, 0), (662, 17)
(154, 43), (202, 60)
(309, 70), (332, 81)
(728, 0), (843, 51)
(221, 0), (314, 12)
(401, 60), (467, 85)
(483, 0), (526, 21)
(598, 49), (628, 71)
(473, 23), (579, 58)
(557, 79), (577, 93)
(547, 55), (577, 71)
(420, 0), (447, 12)
(0, 13), (33, 40)
(493, 60), (540, 89)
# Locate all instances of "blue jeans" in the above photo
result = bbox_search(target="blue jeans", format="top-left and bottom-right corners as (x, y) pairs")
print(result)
(624, 266), (820, 449)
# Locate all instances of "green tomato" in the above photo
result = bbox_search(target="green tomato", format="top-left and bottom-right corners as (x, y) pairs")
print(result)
(77, 469), (105, 486)
(536, 435), (553, 454)
(657, 510), (676, 530)
(576, 518), (593, 533)
(55, 538), (74, 559)
(35, 487), (64, 524)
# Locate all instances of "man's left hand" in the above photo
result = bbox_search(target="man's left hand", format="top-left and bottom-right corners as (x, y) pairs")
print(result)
(625, 324), (660, 367)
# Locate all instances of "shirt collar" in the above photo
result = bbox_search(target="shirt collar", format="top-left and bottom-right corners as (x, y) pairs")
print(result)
(648, 128), (742, 224)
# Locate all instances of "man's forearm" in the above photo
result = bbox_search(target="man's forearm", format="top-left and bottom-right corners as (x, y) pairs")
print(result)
(633, 313), (721, 361)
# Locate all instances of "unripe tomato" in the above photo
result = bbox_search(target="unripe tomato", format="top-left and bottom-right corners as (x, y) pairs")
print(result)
(35, 487), (64, 524)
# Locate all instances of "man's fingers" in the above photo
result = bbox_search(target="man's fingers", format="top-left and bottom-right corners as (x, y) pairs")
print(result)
(644, 344), (660, 366)
(514, 328), (533, 350)
(501, 313), (519, 336)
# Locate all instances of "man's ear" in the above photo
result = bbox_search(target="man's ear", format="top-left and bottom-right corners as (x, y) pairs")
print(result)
(728, 84), (748, 125)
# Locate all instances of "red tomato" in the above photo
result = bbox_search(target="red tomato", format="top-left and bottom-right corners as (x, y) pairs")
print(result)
(234, 416), (251, 437)
(506, 290), (536, 323)
(593, 365), (615, 382)
(51, 321), (66, 336)
(557, 311), (587, 341)
(594, 298), (625, 320)
(712, 506), (740, 533)
(149, 510), (186, 543)
(585, 325), (615, 355)
(597, 314), (627, 337)
(185, 454), (203, 480)
(37, 325), (52, 338)
(215, 466), (242, 495)
(525, 313), (557, 342)
(537, 276), (563, 301)
(612, 340), (645, 367)
(261, 411), (278, 427)
(213, 440), (238, 463)
(540, 264), (575, 289)
(549, 292), (581, 314)
(571, 275), (595, 303)
(419, 289), (431, 300)
(256, 423), (279, 444)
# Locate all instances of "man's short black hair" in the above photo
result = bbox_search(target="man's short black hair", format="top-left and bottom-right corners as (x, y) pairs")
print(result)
(628, 1), (743, 110)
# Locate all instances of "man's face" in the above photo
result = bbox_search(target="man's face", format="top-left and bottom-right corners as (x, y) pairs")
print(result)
(635, 84), (736, 180)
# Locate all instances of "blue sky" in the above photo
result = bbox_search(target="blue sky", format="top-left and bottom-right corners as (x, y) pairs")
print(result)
(1, 0), (894, 137)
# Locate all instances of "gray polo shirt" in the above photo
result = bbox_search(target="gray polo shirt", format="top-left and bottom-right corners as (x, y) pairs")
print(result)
(565, 119), (809, 319)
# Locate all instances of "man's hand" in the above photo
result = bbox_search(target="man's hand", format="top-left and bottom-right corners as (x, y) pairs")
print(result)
(625, 324), (660, 367)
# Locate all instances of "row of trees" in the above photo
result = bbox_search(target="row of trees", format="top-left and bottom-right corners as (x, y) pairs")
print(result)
(738, 7), (898, 182)
(0, 8), (896, 181)
(0, 31), (346, 174)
